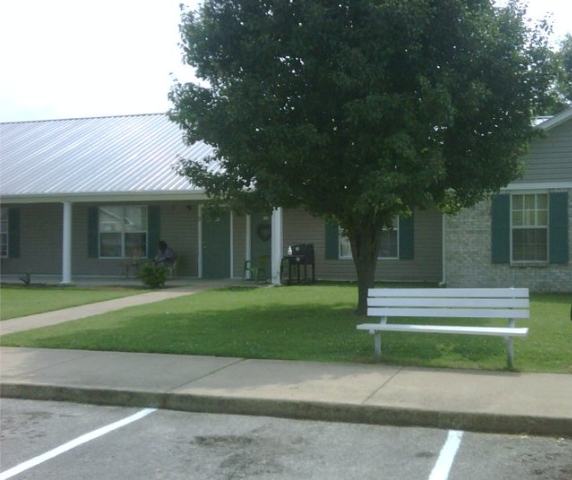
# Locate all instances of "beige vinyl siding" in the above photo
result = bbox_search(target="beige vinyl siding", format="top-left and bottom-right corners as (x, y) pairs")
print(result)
(74, 204), (126, 276)
(283, 207), (443, 283)
(392, 208), (442, 282)
(514, 120), (572, 184)
(0, 203), (63, 275)
(283, 208), (321, 256)
(232, 213), (247, 279)
(0, 201), (203, 277)
(154, 202), (199, 277)
(1, 201), (441, 282)
(74, 202), (200, 277)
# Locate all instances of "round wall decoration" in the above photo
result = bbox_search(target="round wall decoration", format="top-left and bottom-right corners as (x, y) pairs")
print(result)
(257, 223), (271, 241)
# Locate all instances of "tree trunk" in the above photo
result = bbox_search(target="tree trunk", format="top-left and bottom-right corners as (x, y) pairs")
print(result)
(349, 224), (382, 315)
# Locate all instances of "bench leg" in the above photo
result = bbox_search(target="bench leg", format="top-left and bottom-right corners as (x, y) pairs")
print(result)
(504, 336), (514, 369)
(374, 333), (381, 358)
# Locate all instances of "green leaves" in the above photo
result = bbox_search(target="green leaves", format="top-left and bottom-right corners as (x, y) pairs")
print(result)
(169, 0), (555, 310)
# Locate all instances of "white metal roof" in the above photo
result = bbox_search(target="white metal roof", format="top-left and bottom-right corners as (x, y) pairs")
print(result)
(3, 109), (570, 204)
(0, 113), (214, 203)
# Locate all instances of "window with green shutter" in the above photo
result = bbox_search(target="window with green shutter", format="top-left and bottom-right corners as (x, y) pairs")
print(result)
(398, 215), (414, 260)
(1, 207), (20, 259)
(491, 194), (511, 264)
(88, 205), (157, 258)
(511, 193), (548, 262)
(1, 208), (9, 258)
(87, 207), (99, 258)
(326, 215), (414, 260)
(147, 205), (161, 259)
(491, 192), (569, 265)
(548, 192), (569, 264)
(325, 222), (339, 260)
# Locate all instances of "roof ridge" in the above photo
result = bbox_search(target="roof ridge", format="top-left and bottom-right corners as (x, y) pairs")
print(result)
(0, 112), (168, 125)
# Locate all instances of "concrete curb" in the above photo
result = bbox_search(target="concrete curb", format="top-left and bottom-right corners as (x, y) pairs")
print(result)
(2, 383), (570, 439)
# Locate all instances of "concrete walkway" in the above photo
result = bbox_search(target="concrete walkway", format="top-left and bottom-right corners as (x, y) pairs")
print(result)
(0, 283), (229, 335)
(1, 285), (571, 438)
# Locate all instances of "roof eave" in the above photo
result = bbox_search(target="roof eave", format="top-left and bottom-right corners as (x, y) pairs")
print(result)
(537, 106), (572, 131)
(0, 190), (209, 205)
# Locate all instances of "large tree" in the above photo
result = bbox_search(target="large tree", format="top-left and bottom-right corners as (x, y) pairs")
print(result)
(169, 0), (554, 314)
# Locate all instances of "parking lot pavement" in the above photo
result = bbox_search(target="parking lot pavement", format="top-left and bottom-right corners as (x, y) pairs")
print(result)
(1, 399), (571, 480)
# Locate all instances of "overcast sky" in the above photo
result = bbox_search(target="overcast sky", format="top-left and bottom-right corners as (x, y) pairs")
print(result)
(0, 0), (570, 123)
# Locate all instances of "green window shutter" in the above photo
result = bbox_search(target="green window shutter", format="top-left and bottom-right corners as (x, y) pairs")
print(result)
(549, 192), (569, 264)
(491, 194), (510, 264)
(8, 208), (20, 258)
(325, 222), (339, 259)
(398, 214), (414, 260)
(148, 205), (161, 259)
(87, 207), (99, 258)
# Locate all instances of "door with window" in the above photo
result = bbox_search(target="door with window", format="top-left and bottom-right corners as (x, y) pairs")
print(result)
(250, 212), (272, 260)
(202, 211), (231, 278)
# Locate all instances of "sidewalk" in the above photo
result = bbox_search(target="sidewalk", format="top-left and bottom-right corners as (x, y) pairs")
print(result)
(0, 283), (228, 335)
(1, 287), (571, 438)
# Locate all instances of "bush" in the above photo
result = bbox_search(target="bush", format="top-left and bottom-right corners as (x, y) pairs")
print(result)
(138, 262), (167, 288)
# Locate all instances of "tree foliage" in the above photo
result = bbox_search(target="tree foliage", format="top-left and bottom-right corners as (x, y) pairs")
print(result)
(546, 34), (572, 114)
(169, 0), (555, 313)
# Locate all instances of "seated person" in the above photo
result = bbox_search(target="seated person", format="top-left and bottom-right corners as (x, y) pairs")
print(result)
(153, 240), (176, 267)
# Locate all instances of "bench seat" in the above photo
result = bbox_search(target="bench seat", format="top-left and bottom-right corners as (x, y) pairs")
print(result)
(356, 323), (529, 337)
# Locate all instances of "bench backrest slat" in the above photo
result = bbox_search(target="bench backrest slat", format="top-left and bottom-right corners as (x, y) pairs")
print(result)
(367, 307), (530, 319)
(368, 298), (529, 309)
(368, 288), (529, 298)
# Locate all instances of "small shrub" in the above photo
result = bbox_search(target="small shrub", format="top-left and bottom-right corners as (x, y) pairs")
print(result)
(138, 262), (167, 289)
(19, 273), (31, 286)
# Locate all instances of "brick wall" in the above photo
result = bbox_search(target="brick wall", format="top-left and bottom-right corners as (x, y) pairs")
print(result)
(445, 191), (572, 293)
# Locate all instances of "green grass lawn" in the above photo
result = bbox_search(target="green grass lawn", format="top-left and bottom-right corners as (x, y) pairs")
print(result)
(0, 285), (570, 373)
(0, 285), (143, 320)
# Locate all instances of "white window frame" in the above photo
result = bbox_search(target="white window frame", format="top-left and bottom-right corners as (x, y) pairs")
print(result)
(510, 192), (549, 264)
(98, 205), (148, 259)
(339, 218), (399, 260)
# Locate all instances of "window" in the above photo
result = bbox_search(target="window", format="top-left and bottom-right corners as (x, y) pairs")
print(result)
(99, 206), (148, 258)
(326, 215), (414, 261)
(511, 194), (548, 262)
(339, 232), (352, 259)
(339, 219), (399, 259)
(0, 208), (8, 258)
(492, 192), (568, 265)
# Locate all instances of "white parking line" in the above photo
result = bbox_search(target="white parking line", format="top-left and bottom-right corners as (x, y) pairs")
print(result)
(428, 430), (464, 480)
(0, 408), (157, 480)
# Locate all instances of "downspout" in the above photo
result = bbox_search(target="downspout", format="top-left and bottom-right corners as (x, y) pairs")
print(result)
(61, 201), (72, 284)
(229, 211), (234, 279)
(245, 214), (252, 280)
(271, 207), (283, 285)
(439, 213), (447, 287)
(198, 204), (203, 278)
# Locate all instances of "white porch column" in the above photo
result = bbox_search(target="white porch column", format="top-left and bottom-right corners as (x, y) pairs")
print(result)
(271, 207), (284, 285)
(198, 204), (203, 278)
(61, 201), (73, 284)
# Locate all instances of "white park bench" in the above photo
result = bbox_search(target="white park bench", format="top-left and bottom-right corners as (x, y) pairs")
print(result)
(356, 288), (529, 368)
